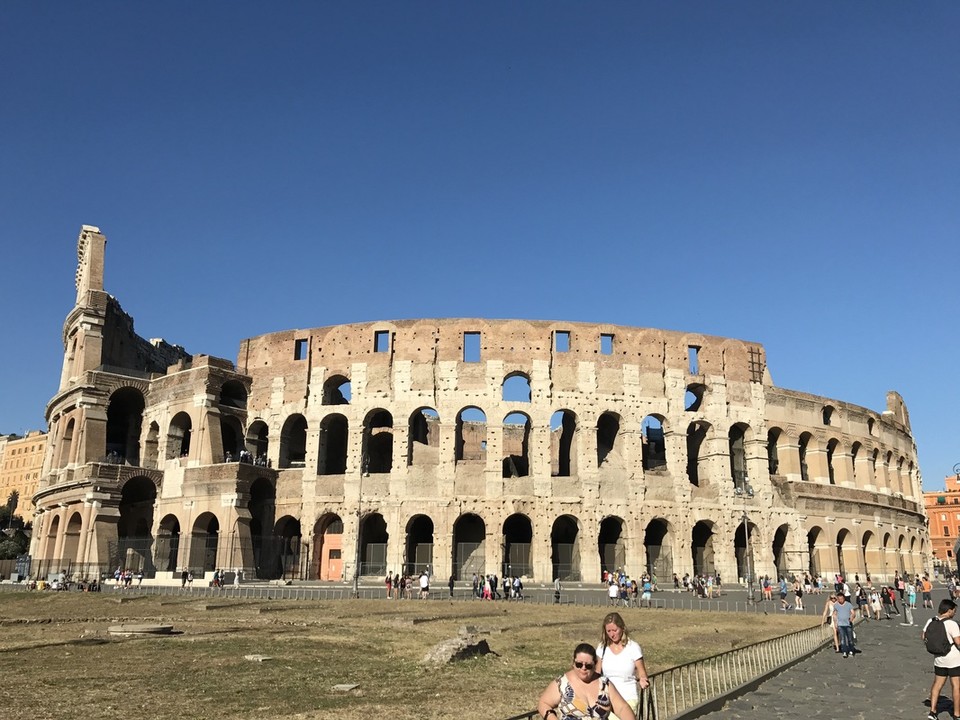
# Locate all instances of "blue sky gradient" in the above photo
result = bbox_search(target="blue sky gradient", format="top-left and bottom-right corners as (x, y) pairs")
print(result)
(1, 2), (957, 488)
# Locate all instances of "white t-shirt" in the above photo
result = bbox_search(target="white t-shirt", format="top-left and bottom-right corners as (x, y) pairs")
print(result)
(608, 583), (619, 599)
(597, 640), (643, 702)
(923, 617), (960, 668)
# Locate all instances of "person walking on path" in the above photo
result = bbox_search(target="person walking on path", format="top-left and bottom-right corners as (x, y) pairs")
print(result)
(923, 598), (960, 720)
(924, 576), (935, 609)
(596, 612), (650, 718)
(833, 592), (858, 658)
(822, 593), (840, 652)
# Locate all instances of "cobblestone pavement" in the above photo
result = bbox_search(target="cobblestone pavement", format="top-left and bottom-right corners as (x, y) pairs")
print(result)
(699, 604), (947, 720)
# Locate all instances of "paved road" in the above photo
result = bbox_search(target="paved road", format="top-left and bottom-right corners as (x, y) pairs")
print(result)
(699, 602), (946, 720)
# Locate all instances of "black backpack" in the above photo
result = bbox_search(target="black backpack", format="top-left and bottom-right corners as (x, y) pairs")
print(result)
(925, 617), (953, 656)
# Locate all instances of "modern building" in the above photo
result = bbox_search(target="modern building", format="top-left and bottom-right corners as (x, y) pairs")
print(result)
(0, 430), (47, 521)
(31, 226), (930, 584)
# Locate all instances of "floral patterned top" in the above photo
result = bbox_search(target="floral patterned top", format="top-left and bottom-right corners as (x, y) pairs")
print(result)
(555, 673), (611, 719)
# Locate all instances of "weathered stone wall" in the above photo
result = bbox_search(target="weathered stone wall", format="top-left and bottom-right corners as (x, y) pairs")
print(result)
(30, 227), (930, 586)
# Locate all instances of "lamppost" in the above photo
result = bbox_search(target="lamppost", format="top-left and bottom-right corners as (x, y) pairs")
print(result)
(735, 478), (755, 602)
(353, 453), (369, 598)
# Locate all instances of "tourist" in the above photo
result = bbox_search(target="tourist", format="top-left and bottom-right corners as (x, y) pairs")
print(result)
(833, 593), (858, 658)
(821, 593), (840, 652)
(923, 575), (934, 609)
(385, 571), (393, 599)
(596, 612), (649, 718)
(419, 570), (429, 599)
(793, 578), (804, 610)
(924, 599), (960, 720)
(537, 643), (634, 720)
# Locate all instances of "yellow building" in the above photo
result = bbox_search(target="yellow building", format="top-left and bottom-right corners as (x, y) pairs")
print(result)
(0, 431), (47, 520)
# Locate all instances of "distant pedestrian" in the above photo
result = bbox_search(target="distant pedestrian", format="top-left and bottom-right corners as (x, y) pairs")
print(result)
(448, 574), (455, 598)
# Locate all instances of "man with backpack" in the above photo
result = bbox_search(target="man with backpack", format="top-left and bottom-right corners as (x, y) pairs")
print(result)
(923, 598), (960, 720)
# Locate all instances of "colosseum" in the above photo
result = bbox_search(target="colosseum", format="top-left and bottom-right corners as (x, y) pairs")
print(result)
(31, 226), (929, 585)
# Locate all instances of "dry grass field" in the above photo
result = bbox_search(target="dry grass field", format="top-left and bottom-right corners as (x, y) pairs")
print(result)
(0, 591), (816, 720)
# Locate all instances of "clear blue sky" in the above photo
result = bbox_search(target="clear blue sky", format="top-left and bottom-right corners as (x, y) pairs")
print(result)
(1, 3), (957, 489)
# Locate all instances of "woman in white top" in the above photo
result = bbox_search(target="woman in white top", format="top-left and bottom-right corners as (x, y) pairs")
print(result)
(595, 612), (649, 716)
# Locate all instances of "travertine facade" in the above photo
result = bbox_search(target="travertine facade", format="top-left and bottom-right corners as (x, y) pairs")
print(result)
(31, 226), (930, 583)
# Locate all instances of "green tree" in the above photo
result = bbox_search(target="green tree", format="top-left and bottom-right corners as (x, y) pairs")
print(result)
(0, 539), (22, 560)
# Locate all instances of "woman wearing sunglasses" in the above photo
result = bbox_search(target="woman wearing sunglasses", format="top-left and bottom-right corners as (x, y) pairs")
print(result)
(537, 643), (635, 719)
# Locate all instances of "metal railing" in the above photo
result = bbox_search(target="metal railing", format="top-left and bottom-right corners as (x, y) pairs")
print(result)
(507, 623), (831, 720)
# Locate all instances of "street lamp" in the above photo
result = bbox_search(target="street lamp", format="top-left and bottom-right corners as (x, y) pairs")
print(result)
(735, 479), (755, 602)
(353, 452), (369, 598)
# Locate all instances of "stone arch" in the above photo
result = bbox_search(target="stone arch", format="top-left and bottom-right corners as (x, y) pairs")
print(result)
(767, 427), (784, 476)
(279, 414), (307, 468)
(826, 438), (840, 485)
(729, 422), (749, 489)
(807, 526), (825, 577)
(117, 476), (157, 574)
(363, 410), (394, 474)
(359, 513), (388, 576)
(249, 477), (277, 577)
(897, 533), (908, 575)
(322, 375), (351, 405)
(552, 514), (581, 581)
(598, 516), (625, 577)
(219, 380), (247, 409)
(143, 421), (160, 469)
(452, 513), (485, 580)
(190, 512), (219, 573)
(685, 383), (706, 412)
(798, 432), (813, 482)
(318, 413), (348, 475)
(106, 387), (145, 465)
(167, 412), (192, 460)
(773, 524), (790, 579)
(46, 514), (60, 560)
(245, 420), (269, 463)
(691, 520), (715, 576)
(641, 415), (667, 470)
(408, 408), (440, 467)
(272, 515), (302, 580)
(502, 372), (532, 402)
(220, 415), (244, 461)
(836, 527), (854, 579)
(850, 441), (863, 487)
(502, 513), (533, 577)
(156, 514), (181, 572)
(861, 530), (879, 579)
(822, 404), (836, 426)
(313, 513), (344, 581)
(62, 511), (83, 564)
(686, 421), (711, 486)
(644, 518), (672, 580)
(596, 412), (622, 469)
(502, 412), (531, 478)
(58, 418), (75, 468)
(456, 407), (487, 464)
(405, 514), (434, 575)
(734, 515), (758, 583)
(550, 410), (578, 477)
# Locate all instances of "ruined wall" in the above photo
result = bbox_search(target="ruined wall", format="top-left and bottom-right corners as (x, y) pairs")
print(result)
(31, 227), (929, 585)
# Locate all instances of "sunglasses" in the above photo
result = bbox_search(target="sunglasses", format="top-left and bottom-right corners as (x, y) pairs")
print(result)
(574, 661), (595, 670)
